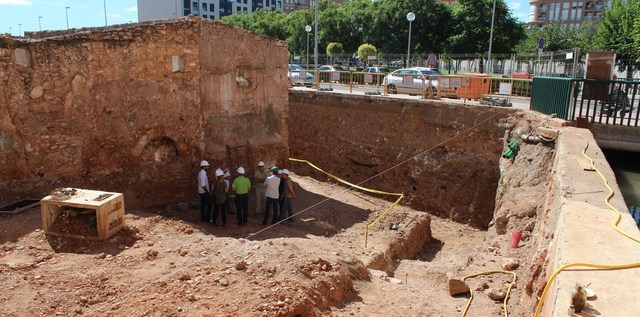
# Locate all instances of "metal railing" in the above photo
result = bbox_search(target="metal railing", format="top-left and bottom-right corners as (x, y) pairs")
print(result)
(569, 79), (640, 127)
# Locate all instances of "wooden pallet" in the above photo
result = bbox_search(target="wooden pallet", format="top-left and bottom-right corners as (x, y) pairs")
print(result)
(226, 142), (254, 178)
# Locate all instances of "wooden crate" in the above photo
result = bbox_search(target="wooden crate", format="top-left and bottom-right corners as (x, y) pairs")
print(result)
(40, 189), (125, 241)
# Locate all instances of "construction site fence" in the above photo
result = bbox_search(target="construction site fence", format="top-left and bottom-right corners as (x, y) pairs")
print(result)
(295, 70), (532, 101)
(531, 77), (640, 127)
(289, 50), (640, 80)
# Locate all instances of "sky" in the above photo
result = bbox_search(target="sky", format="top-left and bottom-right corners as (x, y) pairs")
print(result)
(0, 0), (531, 36)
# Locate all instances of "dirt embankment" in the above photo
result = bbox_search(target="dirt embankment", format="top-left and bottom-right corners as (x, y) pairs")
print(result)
(288, 91), (515, 228)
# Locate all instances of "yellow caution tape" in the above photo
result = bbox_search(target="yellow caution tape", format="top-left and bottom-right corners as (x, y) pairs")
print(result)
(289, 158), (404, 247)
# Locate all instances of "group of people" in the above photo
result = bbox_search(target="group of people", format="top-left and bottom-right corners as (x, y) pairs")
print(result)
(197, 160), (297, 227)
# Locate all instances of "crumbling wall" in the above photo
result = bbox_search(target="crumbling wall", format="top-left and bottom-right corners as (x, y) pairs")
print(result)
(0, 18), (288, 207)
(288, 91), (514, 228)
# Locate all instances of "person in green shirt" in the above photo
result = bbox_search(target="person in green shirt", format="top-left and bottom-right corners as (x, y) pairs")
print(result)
(232, 166), (251, 225)
(254, 161), (269, 214)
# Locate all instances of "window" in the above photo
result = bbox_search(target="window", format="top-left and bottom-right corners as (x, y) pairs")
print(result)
(539, 3), (547, 12)
(202, 3), (207, 11)
(192, 2), (198, 10)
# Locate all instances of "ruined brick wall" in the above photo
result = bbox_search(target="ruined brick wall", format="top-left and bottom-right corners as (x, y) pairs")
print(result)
(0, 18), (288, 208)
(288, 92), (514, 228)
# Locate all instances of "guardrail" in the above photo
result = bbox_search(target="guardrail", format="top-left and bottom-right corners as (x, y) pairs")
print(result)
(569, 79), (639, 127)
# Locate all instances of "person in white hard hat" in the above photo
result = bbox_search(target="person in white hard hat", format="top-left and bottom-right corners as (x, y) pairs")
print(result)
(216, 161), (234, 214)
(232, 166), (251, 225)
(197, 160), (212, 222)
(262, 166), (281, 225)
(211, 169), (228, 227)
(254, 161), (268, 214)
(279, 169), (297, 223)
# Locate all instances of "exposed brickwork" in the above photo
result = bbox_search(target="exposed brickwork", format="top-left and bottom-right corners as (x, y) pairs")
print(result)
(0, 17), (289, 208)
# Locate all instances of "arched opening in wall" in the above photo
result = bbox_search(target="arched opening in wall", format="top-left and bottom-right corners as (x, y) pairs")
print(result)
(141, 136), (179, 164)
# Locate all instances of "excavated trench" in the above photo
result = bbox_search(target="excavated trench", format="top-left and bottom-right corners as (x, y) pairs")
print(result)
(287, 91), (557, 316)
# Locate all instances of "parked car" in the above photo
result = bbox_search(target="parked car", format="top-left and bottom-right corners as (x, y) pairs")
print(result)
(317, 65), (348, 83)
(390, 60), (405, 67)
(382, 67), (439, 95)
(318, 65), (347, 71)
(288, 64), (315, 87)
(356, 67), (389, 85)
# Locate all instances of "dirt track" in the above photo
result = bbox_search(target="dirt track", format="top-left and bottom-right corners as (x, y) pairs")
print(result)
(0, 173), (532, 316)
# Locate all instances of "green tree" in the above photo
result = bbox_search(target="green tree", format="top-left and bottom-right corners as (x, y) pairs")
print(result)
(449, 0), (525, 54)
(357, 44), (377, 67)
(326, 42), (344, 64)
(516, 22), (595, 53)
(367, 0), (453, 54)
(592, 0), (640, 78)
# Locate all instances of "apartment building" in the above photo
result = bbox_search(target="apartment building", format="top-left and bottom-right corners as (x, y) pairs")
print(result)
(528, 0), (608, 27)
(138, 0), (344, 22)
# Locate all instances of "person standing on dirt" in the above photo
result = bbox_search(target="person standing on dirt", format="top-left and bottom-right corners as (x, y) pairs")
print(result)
(212, 169), (228, 227)
(278, 169), (286, 212)
(216, 161), (234, 214)
(254, 161), (269, 214)
(262, 166), (281, 225)
(198, 160), (212, 223)
(232, 166), (251, 225)
(279, 169), (297, 223)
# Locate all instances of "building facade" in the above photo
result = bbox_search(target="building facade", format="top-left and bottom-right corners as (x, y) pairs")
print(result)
(138, 0), (345, 22)
(528, 0), (608, 27)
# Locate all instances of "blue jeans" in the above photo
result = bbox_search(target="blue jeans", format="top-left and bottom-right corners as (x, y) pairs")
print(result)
(279, 197), (293, 222)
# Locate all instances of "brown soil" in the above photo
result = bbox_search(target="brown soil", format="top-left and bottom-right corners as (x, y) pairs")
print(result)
(1, 175), (526, 317)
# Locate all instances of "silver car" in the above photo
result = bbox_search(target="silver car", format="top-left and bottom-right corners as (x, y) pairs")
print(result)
(382, 67), (439, 95)
(288, 64), (315, 87)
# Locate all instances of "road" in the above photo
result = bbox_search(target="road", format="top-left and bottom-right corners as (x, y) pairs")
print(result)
(290, 83), (531, 110)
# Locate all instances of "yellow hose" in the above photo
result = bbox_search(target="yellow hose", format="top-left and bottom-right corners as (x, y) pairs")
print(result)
(461, 270), (517, 317)
(532, 134), (640, 316)
(289, 158), (404, 247)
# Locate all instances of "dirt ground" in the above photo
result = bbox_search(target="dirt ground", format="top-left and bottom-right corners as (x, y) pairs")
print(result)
(1, 175), (523, 317)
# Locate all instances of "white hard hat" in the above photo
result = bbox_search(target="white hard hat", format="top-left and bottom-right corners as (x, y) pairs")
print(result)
(200, 160), (210, 167)
(278, 170), (283, 174)
(237, 167), (245, 174)
(258, 161), (265, 167)
(215, 170), (224, 177)
(281, 169), (290, 175)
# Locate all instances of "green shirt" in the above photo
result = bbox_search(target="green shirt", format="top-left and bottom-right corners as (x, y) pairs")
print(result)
(254, 169), (269, 190)
(232, 176), (251, 194)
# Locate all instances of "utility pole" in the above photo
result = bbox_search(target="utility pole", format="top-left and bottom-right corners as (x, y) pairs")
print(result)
(487, 0), (497, 74)
(103, 0), (108, 26)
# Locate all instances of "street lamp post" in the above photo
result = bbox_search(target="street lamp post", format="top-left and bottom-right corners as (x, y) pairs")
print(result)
(103, 0), (108, 26)
(18, 24), (22, 36)
(305, 25), (312, 70)
(487, 0), (497, 74)
(314, 0), (318, 72)
(38, 16), (43, 31)
(406, 12), (415, 68)
(65, 6), (70, 29)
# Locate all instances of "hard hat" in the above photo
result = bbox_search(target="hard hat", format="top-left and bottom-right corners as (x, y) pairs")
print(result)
(258, 161), (265, 167)
(215, 170), (224, 177)
(237, 167), (245, 174)
(200, 160), (210, 167)
(281, 169), (289, 175)
(278, 170), (283, 174)
(270, 166), (279, 173)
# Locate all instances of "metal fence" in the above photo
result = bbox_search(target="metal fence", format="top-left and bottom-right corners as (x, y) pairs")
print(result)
(289, 50), (640, 79)
(569, 78), (640, 127)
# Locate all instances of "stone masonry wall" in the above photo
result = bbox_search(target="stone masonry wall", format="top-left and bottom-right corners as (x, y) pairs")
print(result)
(288, 91), (516, 228)
(0, 18), (289, 208)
